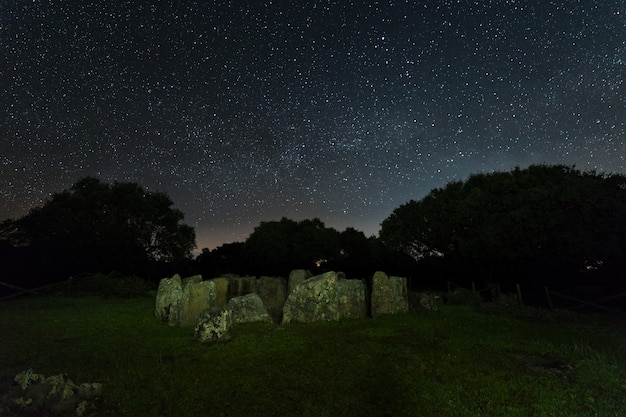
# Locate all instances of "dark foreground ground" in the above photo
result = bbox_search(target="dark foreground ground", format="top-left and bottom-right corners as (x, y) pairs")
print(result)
(0, 287), (625, 417)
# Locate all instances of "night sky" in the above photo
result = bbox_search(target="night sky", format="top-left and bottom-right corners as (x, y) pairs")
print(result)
(1, 1), (625, 251)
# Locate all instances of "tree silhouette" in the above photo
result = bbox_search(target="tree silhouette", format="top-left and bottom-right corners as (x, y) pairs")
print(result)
(6, 177), (196, 280)
(380, 165), (626, 287)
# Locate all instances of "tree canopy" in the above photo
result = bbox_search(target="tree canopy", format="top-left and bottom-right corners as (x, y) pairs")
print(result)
(380, 165), (626, 286)
(4, 177), (196, 279)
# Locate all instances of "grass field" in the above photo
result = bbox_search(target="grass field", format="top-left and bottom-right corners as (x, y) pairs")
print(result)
(1, 290), (625, 417)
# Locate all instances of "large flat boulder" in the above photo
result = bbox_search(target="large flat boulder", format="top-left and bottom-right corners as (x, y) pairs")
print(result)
(227, 293), (272, 324)
(282, 271), (367, 323)
(371, 271), (408, 318)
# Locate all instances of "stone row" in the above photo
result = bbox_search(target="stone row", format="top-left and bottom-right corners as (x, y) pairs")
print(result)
(155, 270), (411, 344)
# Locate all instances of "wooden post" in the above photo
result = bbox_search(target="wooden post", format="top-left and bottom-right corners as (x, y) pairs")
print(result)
(516, 283), (524, 307)
(447, 281), (451, 293)
(544, 286), (554, 310)
(471, 282), (476, 293)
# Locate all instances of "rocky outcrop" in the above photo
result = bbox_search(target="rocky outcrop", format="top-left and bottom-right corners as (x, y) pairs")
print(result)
(256, 276), (288, 323)
(180, 280), (217, 326)
(282, 271), (367, 323)
(154, 274), (183, 325)
(2, 369), (102, 417)
(371, 271), (408, 318)
(288, 269), (312, 295)
(226, 293), (272, 324)
(194, 307), (233, 344)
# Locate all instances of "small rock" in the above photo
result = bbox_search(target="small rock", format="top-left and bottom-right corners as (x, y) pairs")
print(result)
(194, 307), (233, 344)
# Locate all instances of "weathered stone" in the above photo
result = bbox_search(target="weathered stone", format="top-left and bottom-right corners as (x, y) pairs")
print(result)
(154, 274), (183, 325)
(8, 369), (102, 416)
(371, 271), (408, 318)
(180, 280), (217, 326)
(194, 307), (233, 344)
(227, 293), (272, 324)
(417, 292), (443, 312)
(229, 276), (257, 298)
(256, 276), (288, 323)
(211, 277), (230, 307)
(182, 274), (202, 287)
(288, 269), (312, 295)
(282, 271), (367, 323)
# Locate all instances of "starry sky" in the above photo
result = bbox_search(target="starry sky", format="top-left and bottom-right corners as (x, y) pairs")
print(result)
(1, 1), (625, 251)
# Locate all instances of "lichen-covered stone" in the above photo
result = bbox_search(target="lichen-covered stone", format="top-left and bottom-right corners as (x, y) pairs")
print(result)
(371, 271), (408, 318)
(282, 271), (367, 323)
(179, 280), (217, 326)
(256, 276), (288, 323)
(182, 274), (202, 287)
(226, 293), (272, 324)
(288, 269), (312, 295)
(8, 370), (102, 416)
(154, 274), (183, 325)
(194, 307), (233, 344)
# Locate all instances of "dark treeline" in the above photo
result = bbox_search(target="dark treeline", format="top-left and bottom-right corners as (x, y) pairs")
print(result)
(2, 165), (626, 302)
(195, 217), (417, 280)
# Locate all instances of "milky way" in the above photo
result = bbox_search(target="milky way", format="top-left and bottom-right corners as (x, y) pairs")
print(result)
(1, 1), (625, 250)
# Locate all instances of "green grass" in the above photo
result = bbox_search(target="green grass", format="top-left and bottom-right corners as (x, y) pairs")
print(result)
(1, 294), (625, 417)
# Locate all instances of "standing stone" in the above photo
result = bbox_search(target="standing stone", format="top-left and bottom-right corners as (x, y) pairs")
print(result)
(282, 271), (367, 323)
(154, 274), (183, 326)
(226, 293), (272, 324)
(288, 269), (312, 295)
(371, 271), (409, 318)
(179, 280), (217, 326)
(194, 308), (233, 344)
(211, 277), (230, 307)
(256, 276), (288, 323)
(182, 274), (202, 287)
(229, 276), (257, 298)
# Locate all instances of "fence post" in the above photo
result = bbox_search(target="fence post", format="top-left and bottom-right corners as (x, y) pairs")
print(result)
(544, 286), (554, 310)
(471, 282), (476, 293)
(516, 283), (524, 307)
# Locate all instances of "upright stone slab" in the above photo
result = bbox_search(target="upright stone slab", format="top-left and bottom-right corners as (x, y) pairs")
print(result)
(336, 278), (368, 319)
(226, 293), (272, 324)
(180, 280), (217, 326)
(211, 277), (230, 307)
(194, 307), (233, 345)
(256, 276), (288, 323)
(182, 274), (202, 287)
(282, 271), (367, 323)
(371, 271), (408, 318)
(229, 276), (257, 298)
(288, 269), (312, 295)
(154, 274), (183, 326)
